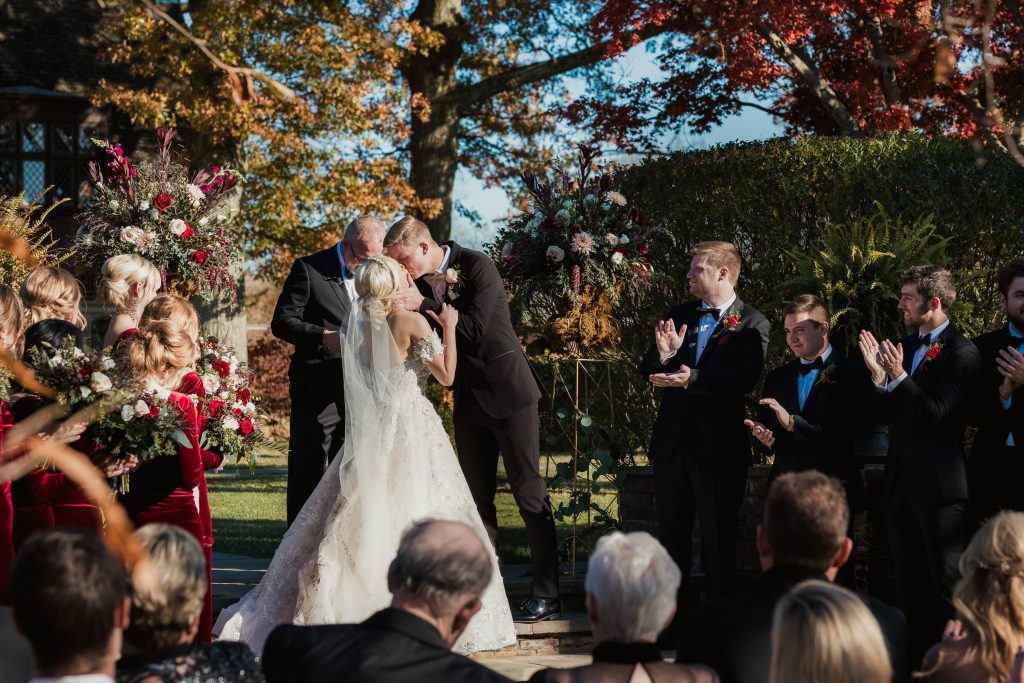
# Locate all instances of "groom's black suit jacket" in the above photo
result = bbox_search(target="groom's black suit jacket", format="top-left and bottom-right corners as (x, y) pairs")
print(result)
(640, 297), (770, 467)
(262, 608), (512, 683)
(417, 241), (541, 420)
(271, 246), (353, 378)
(876, 324), (981, 503)
(757, 352), (872, 510)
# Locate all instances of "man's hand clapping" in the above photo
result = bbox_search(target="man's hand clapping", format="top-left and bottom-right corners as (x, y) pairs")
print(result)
(655, 320), (687, 361)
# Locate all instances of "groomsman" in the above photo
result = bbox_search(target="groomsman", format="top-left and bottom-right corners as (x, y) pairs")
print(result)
(744, 295), (870, 515)
(968, 257), (1024, 524)
(859, 265), (981, 661)
(641, 241), (769, 599)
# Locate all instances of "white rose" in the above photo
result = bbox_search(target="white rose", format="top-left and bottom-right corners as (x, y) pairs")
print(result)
(109, 200), (120, 210)
(139, 200), (151, 211)
(546, 245), (565, 263)
(611, 251), (624, 265)
(605, 233), (619, 246)
(120, 405), (135, 422)
(201, 374), (219, 393)
(222, 416), (239, 431)
(134, 400), (150, 417)
(78, 386), (92, 399)
(619, 235), (630, 245)
(101, 357), (116, 370)
(90, 372), (113, 393)
(186, 184), (205, 207)
(120, 226), (143, 245)
(168, 218), (188, 237)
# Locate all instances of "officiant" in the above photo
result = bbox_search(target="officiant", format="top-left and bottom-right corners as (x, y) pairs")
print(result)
(271, 216), (386, 525)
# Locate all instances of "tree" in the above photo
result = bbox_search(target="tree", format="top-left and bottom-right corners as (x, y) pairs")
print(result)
(584, 0), (1024, 161)
(95, 0), (675, 273)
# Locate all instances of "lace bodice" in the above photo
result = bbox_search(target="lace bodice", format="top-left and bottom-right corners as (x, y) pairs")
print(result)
(389, 330), (444, 394)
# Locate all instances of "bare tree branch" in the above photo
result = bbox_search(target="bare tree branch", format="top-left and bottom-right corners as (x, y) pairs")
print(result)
(861, 14), (902, 105)
(139, 0), (297, 101)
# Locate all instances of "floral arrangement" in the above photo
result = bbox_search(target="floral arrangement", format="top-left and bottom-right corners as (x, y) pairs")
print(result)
(0, 365), (12, 402)
(194, 335), (278, 468)
(25, 338), (119, 408)
(74, 127), (244, 301)
(923, 340), (943, 364)
(490, 144), (666, 352)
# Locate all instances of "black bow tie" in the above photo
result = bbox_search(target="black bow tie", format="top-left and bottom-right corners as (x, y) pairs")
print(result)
(697, 306), (721, 321)
(909, 333), (932, 353)
(798, 357), (825, 376)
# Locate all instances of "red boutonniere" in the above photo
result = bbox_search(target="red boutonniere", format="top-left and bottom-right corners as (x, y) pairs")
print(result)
(723, 308), (741, 331)
(923, 340), (943, 364)
(815, 364), (837, 386)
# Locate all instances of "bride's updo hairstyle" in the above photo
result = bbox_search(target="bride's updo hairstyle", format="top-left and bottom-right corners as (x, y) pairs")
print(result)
(97, 254), (161, 314)
(355, 255), (400, 312)
(120, 320), (198, 379)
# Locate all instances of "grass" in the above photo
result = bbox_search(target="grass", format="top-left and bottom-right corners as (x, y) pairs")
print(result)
(208, 452), (619, 564)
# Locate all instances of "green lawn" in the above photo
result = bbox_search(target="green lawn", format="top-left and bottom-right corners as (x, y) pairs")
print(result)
(208, 452), (618, 563)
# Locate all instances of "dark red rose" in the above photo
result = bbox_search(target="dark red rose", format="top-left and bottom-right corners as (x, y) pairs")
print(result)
(147, 405), (161, 418)
(208, 400), (224, 417)
(78, 366), (93, 380)
(925, 345), (941, 360)
(237, 387), (251, 404)
(153, 193), (173, 212)
(212, 359), (231, 378)
(192, 249), (209, 265)
(239, 418), (254, 436)
(232, 407), (243, 418)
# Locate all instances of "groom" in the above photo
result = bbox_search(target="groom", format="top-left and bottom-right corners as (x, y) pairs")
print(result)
(387, 216), (560, 622)
(272, 216), (386, 526)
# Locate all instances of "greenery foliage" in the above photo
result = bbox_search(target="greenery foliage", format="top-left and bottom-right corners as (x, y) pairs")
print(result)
(0, 190), (72, 287)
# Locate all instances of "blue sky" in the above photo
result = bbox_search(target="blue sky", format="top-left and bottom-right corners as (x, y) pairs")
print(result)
(450, 43), (786, 248)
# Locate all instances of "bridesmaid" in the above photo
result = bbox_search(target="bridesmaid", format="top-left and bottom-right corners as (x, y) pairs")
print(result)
(117, 321), (213, 643)
(138, 294), (219, 641)
(0, 284), (24, 603)
(19, 267), (87, 329)
(97, 254), (161, 349)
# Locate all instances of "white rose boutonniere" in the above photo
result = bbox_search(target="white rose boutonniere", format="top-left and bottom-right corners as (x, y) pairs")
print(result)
(445, 267), (461, 297)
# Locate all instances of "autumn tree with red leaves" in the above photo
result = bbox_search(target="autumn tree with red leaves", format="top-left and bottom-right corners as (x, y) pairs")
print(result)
(583, 0), (1024, 161)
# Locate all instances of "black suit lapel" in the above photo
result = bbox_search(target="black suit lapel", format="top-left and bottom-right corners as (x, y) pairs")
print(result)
(803, 353), (837, 411)
(912, 324), (956, 377)
(320, 248), (352, 318)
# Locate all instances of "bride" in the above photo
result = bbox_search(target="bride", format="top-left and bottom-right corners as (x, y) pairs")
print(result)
(215, 255), (516, 654)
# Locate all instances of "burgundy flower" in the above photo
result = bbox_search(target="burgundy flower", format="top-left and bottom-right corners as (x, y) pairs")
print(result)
(212, 359), (231, 378)
(147, 405), (161, 418)
(153, 193), (173, 212)
(237, 387), (251, 404)
(232, 407), (243, 418)
(208, 400), (224, 417)
(192, 250), (209, 265)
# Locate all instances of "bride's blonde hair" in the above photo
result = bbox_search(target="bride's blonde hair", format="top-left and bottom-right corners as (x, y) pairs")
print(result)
(355, 255), (400, 312)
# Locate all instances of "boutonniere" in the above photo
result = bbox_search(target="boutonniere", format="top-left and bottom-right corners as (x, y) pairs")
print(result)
(815, 364), (837, 386)
(722, 308), (741, 332)
(922, 340), (943, 364)
(445, 267), (461, 295)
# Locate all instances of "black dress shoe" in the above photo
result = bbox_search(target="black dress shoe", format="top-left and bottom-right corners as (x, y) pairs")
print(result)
(513, 596), (560, 623)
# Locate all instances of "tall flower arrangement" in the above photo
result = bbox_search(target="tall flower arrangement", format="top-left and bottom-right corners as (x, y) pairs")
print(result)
(490, 144), (665, 352)
(75, 127), (244, 301)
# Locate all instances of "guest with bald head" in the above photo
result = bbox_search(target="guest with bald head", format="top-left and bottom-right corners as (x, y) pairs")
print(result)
(261, 518), (512, 683)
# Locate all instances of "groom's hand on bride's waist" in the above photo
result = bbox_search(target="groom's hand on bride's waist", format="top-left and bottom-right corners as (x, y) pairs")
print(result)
(322, 329), (343, 353)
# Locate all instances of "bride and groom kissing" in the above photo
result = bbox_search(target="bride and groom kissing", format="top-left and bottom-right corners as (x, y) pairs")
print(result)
(216, 215), (560, 653)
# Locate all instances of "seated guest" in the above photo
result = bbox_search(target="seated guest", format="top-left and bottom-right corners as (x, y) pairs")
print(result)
(919, 511), (1024, 682)
(262, 518), (512, 683)
(769, 580), (892, 683)
(10, 528), (130, 683)
(529, 531), (717, 683)
(117, 524), (261, 682)
(678, 471), (908, 683)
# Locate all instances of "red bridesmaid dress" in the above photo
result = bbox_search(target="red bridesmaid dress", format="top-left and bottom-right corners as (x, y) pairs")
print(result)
(118, 391), (212, 643)
(0, 398), (15, 604)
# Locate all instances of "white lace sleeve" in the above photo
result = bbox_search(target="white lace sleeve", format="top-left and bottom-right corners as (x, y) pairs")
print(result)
(412, 330), (444, 366)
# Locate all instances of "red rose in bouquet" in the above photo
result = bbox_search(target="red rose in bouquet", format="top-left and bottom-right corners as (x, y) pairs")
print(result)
(213, 359), (231, 378)
(239, 418), (254, 436)
(153, 193), (173, 212)
(192, 250), (209, 264)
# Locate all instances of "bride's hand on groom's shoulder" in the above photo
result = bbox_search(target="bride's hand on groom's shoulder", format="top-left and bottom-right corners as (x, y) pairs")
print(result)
(427, 303), (458, 331)
(395, 285), (424, 312)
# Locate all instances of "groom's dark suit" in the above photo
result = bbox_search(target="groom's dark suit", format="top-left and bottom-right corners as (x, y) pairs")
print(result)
(640, 297), (769, 597)
(271, 245), (353, 526)
(417, 241), (558, 599)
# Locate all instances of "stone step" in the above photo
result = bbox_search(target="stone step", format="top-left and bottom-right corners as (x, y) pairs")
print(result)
(471, 612), (596, 659)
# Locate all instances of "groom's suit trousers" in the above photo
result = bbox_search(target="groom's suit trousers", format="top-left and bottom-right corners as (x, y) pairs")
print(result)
(455, 404), (559, 599)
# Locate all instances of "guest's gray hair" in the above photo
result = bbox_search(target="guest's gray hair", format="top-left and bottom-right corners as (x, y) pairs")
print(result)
(585, 531), (681, 642)
(387, 519), (493, 615)
(125, 524), (207, 651)
(344, 215), (387, 242)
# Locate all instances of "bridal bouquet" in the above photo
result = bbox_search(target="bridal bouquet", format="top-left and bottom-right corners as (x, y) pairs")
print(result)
(195, 336), (277, 468)
(74, 127), (244, 302)
(490, 144), (666, 352)
(25, 338), (120, 408)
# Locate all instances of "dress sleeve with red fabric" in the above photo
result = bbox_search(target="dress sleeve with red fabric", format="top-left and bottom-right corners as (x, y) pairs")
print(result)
(170, 392), (204, 491)
(113, 327), (138, 352)
(177, 371), (224, 470)
(0, 400), (15, 603)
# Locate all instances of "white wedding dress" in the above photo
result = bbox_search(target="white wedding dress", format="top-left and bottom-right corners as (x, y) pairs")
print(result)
(214, 322), (516, 655)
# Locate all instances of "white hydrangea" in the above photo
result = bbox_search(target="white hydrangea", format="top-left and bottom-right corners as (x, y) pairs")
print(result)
(186, 184), (205, 207)
(168, 219), (189, 237)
